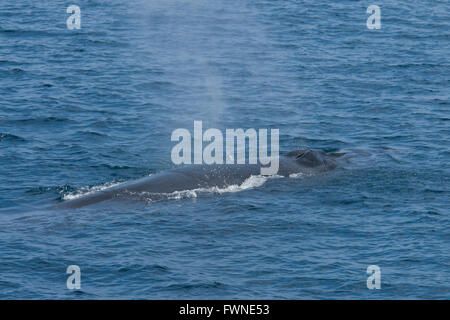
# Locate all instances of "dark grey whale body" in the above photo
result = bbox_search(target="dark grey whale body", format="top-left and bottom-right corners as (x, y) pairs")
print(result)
(57, 149), (344, 209)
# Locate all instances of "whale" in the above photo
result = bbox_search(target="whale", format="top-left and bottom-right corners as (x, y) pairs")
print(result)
(56, 149), (344, 209)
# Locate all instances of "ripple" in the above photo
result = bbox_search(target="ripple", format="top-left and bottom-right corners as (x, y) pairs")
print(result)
(1, 117), (72, 125)
(0, 133), (26, 142)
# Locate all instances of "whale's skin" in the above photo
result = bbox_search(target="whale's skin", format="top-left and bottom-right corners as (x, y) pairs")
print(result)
(56, 149), (343, 209)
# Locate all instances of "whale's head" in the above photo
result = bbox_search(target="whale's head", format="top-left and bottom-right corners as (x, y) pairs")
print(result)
(285, 149), (340, 169)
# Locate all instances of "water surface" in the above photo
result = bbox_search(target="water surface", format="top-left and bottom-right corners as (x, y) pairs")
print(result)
(0, 0), (449, 299)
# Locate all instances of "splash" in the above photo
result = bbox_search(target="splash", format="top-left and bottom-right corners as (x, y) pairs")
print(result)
(125, 174), (279, 203)
(171, 174), (273, 197)
(289, 172), (308, 178)
(62, 181), (123, 200)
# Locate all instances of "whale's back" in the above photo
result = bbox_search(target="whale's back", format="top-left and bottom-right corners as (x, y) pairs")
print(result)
(56, 149), (342, 209)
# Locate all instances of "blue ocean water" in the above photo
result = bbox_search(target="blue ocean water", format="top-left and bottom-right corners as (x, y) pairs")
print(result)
(0, 0), (449, 299)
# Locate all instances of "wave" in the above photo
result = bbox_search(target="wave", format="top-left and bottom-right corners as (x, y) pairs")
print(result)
(1, 117), (71, 125)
